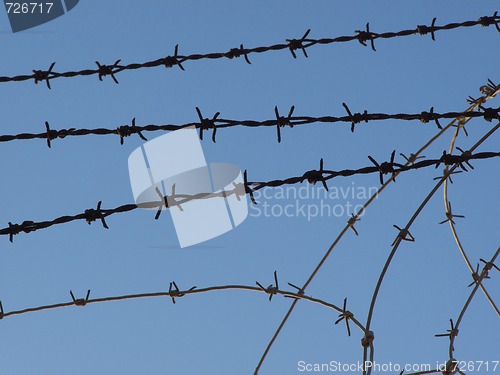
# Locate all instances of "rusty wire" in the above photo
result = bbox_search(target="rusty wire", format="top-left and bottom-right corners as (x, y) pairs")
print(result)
(0, 282), (365, 335)
(1, 104), (500, 146)
(0, 14), (499, 87)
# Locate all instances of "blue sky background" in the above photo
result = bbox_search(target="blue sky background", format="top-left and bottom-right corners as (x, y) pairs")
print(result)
(0, 1), (499, 374)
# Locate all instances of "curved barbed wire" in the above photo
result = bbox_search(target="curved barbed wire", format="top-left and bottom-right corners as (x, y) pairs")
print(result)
(403, 246), (499, 375)
(1, 106), (500, 146)
(0, 13), (499, 87)
(441, 82), (500, 316)
(253, 82), (499, 374)
(1, 151), (499, 243)
(362, 122), (500, 375)
(0, 282), (365, 335)
(446, 247), (500, 364)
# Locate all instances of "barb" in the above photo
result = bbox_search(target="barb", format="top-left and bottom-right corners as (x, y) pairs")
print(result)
(342, 102), (368, 133)
(435, 318), (459, 353)
(368, 150), (401, 184)
(438, 201), (465, 225)
(95, 60), (121, 84)
(286, 29), (312, 58)
(417, 17), (437, 41)
(256, 271), (279, 302)
(1, 106), (499, 146)
(196, 107), (220, 143)
(116, 118), (147, 145)
(70, 289), (91, 306)
(168, 281), (196, 304)
(355, 23), (377, 51)
(275, 105), (295, 143)
(1, 14), (499, 86)
(1, 151), (498, 242)
(334, 298), (354, 337)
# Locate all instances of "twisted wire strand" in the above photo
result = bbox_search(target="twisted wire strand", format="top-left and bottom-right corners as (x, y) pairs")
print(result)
(1, 106), (500, 147)
(1, 151), (498, 242)
(362, 122), (500, 375)
(0, 14), (498, 87)
(442, 87), (500, 315)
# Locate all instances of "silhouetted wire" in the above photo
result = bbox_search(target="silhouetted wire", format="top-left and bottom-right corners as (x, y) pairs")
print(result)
(0, 283), (365, 334)
(441, 84), (500, 315)
(1, 106), (500, 147)
(252, 83), (499, 374)
(0, 14), (498, 87)
(1, 151), (499, 242)
(362, 122), (500, 375)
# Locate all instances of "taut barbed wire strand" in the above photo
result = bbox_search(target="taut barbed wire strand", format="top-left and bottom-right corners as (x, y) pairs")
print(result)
(252, 81), (500, 374)
(404, 246), (499, 375)
(362, 122), (500, 375)
(1, 150), (499, 243)
(0, 14), (498, 87)
(1, 103), (500, 146)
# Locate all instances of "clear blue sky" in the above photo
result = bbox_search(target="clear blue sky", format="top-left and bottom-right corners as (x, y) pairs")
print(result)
(0, 1), (498, 374)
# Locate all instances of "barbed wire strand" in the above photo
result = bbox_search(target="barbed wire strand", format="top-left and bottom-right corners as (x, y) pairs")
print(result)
(1, 151), (499, 242)
(403, 370), (441, 375)
(0, 14), (499, 87)
(2, 106), (500, 146)
(0, 283), (365, 334)
(441, 80), (500, 315)
(404, 246), (499, 375)
(362, 122), (500, 375)
(447, 247), (500, 363)
(252, 82), (499, 374)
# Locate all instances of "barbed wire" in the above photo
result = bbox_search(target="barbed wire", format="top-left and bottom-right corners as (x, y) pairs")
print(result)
(1, 150), (498, 243)
(1, 99), (499, 146)
(441, 88), (500, 315)
(1, 12), (499, 373)
(361, 122), (500, 375)
(0, 14), (499, 88)
(404, 246), (499, 375)
(0, 280), (365, 336)
(253, 82), (500, 374)
(446, 248), (500, 364)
